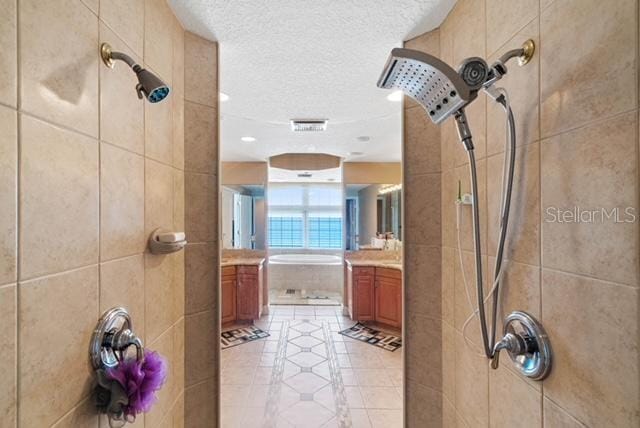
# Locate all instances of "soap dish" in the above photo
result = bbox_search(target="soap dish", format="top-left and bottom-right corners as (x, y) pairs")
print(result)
(148, 229), (187, 254)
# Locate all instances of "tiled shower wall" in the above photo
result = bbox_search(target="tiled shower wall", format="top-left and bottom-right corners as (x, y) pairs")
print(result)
(0, 0), (187, 426)
(406, 0), (639, 426)
(182, 32), (220, 428)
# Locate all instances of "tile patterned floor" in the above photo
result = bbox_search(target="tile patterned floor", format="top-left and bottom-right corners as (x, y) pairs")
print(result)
(221, 306), (403, 428)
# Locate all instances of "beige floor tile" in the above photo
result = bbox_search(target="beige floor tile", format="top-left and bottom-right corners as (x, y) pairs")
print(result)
(367, 409), (403, 428)
(360, 387), (402, 410)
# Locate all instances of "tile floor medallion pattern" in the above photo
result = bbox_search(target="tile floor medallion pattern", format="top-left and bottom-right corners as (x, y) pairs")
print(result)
(221, 305), (403, 428)
(338, 323), (402, 352)
(221, 326), (271, 349)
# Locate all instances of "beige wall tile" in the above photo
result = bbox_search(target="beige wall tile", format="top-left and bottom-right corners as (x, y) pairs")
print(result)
(404, 380), (442, 427)
(486, 0), (537, 56)
(404, 244), (441, 319)
(100, 143), (145, 260)
(0, 106), (17, 285)
(0, 0), (17, 106)
(145, 95), (174, 165)
(487, 142), (540, 265)
(146, 326), (175, 427)
(173, 94), (185, 169)
(0, 285), (16, 426)
(174, 169), (185, 231)
(441, 247), (455, 326)
(144, 0), (174, 84)
(20, 115), (99, 279)
(172, 23), (185, 170)
(489, 366), (541, 428)
(543, 397), (586, 428)
(145, 253), (177, 343)
(542, 269), (639, 427)
(440, 169), (456, 249)
(172, 392), (185, 428)
(403, 173), (441, 246)
(454, 159), (487, 253)
(405, 314), (442, 391)
(52, 397), (99, 428)
(403, 105), (441, 175)
(185, 310), (217, 386)
(99, 0), (144, 56)
(100, 255), (145, 338)
(184, 378), (217, 428)
(20, 0), (99, 136)
(541, 112), (638, 286)
(454, 332), (488, 427)
(19, 266), (98, 427)
(80, 0), (98, 14)
(185, 172), (218, 243)
(486, 19), (539, 156)
(540, 0), (637, 137)
(173, 318), (186, 396)
(441, 323), (455, 403)
(442, 396), (456, 428)
(99, 24), (144, 154)
(184, 101), (218, 174)
(185, 243), (217, 315)
(184, 32), (218, 107)
(145, 158), (174, 239)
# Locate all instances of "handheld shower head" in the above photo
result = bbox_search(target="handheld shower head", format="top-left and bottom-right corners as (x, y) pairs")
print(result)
(100, 43), (170, 103)
(377, 48), (476, 124)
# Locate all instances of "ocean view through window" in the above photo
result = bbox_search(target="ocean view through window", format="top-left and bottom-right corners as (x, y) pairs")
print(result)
(268, 184), (343, 249)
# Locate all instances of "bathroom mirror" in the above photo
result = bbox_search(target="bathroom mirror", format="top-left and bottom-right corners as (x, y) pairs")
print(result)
(345, 183), (402, 250)
(221, 184), (266, 250)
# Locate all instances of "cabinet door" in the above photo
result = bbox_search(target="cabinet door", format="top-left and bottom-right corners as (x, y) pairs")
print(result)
(375, 276), (402, 328)
(221, 277), (237, 324)
(353, 267), (375, 321)
(237, 271), (258, 320)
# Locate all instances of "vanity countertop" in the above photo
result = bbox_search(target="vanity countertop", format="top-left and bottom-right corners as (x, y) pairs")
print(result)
(345, 259), (402, 271)
(221, 257), (265, 267)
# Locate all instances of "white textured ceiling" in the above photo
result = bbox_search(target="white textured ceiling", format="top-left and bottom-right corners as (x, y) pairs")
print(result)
(169, 0), (456, 162)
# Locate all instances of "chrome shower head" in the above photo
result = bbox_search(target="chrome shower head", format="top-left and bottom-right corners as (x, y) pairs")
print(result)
(101, 43), (170, 103)
(377, 48), (476, 124)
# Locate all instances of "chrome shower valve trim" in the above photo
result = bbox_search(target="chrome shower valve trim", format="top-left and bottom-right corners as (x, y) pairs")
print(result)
(491, 311), (553, 380)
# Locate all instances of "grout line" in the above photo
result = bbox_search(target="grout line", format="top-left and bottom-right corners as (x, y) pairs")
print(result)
(15, 0), (21, 423)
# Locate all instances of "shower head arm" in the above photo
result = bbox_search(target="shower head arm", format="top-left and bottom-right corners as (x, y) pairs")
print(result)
(483, 39), (536, 89)
(100, 43), (138, 70)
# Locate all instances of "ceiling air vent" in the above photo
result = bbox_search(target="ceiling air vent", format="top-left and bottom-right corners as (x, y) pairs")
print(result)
(297, 172), (313, 178)
(290, 119), (328, 132)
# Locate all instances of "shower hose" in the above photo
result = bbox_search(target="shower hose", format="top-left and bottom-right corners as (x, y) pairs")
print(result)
(461, 90), (516, 360)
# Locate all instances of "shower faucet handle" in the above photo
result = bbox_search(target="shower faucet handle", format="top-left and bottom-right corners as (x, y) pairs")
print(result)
(491, 311), (552, 380)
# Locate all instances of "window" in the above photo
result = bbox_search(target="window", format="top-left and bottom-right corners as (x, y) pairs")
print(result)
(268, 184), (343, 249)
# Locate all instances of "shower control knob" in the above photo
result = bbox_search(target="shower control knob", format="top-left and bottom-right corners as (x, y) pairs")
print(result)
(491, 311), (552, 381)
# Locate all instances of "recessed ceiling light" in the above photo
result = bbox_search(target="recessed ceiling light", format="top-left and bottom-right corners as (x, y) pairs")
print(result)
(386, 90), (403, 102)
(241, 136), (256, 142)
(219, 92), (230, 102)
(348, 151), (364, 156)
(356, 136), (370, 142)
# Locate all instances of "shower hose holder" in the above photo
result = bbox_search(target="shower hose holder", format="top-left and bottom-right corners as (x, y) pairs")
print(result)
(90, 307), (143, 370)
(492, 311), (552, 380)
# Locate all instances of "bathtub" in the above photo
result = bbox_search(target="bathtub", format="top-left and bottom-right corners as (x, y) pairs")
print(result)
(269, 254), (343, 265)
(268, 252), (344, 293)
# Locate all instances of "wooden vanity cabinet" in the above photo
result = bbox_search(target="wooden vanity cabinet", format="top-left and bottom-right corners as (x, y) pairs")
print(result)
(351, 266), (376, 322)
(221, 266), (237, 324)
(347, 265), (402, 329)
(221, 264), (263, 324)
(374, 268), (402, 328)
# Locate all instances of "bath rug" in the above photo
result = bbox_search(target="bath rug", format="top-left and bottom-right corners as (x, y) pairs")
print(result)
(221, 325), (270, 350)
(339, 323), (402, 352)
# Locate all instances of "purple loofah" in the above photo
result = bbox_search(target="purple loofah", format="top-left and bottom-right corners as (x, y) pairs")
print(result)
(106, 350), (168, 417)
